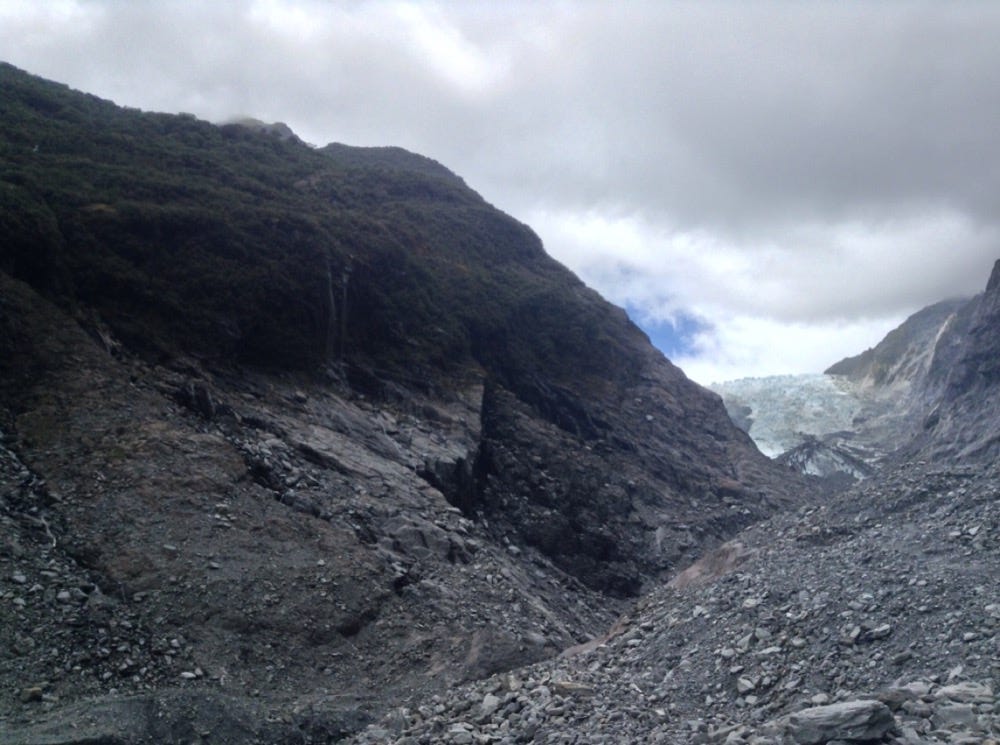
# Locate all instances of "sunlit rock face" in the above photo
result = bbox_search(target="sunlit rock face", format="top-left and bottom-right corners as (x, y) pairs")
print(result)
(920, 259), (1000, 462)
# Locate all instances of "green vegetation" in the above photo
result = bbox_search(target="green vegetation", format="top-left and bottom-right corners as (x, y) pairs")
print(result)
(0, 62), (648, 396)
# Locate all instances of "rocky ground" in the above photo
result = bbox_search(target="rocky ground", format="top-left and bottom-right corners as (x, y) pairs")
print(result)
(2, 268), (997, 744)
(347, 459), (999, 744)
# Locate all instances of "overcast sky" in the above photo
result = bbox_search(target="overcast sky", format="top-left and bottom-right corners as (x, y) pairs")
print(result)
(3, 1), (998, 384)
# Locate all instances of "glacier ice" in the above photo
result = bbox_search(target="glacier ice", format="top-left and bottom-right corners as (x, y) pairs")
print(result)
(710, 374), (864, 458)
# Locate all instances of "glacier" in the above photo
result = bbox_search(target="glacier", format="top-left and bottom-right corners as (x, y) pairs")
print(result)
(710, 374), (864, 458)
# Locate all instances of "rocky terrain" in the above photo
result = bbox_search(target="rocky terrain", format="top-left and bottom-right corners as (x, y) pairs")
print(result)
(346, 263), (1000, 744)
(349, 459), (999, 744)
(0, 63), (997, 745)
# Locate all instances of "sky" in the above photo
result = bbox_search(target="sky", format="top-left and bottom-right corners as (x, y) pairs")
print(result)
(2, 0), (999, 385)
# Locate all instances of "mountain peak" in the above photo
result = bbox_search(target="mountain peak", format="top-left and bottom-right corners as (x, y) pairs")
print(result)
(221, 116), (301, 142)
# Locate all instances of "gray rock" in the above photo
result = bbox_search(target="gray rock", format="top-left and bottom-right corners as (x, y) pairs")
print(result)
(780, 700), (894, 745)
(480, 693), (501, 719)
(933, 702), (978, 730)
(936, 682), (993, 704)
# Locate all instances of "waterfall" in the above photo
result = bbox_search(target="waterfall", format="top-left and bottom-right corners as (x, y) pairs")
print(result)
(324, 253), (337, 361)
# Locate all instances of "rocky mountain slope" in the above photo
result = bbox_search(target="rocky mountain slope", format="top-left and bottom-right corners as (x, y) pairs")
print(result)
(0, 64), (805, 742)
(824, 296), (980, 448)
(346, 260), (1000, 743)
(349, 459), (999, 744)
(917, 260), (1000, 463)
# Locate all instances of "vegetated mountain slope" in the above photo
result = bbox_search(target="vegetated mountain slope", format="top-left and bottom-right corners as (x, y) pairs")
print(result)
(0, 62), (800, 594)
(0, 63), (806, 742)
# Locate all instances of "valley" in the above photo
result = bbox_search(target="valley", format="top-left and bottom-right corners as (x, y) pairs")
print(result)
(0, 64), (997, 744)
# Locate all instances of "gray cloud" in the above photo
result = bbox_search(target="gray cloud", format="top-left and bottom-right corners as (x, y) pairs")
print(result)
(1, 0), (998, 380)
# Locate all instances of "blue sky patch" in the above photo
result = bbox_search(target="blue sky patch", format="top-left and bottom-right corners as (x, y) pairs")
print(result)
(624, 304), (709, 360)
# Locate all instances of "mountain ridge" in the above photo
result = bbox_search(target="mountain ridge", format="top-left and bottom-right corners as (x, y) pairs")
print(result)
(0, 63), (811, 742)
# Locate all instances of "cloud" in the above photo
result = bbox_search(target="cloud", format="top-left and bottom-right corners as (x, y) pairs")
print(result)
(531, 207), (993, 318)
(530, 204), (995, 382)
(1, 1), (998, 384)
(673, 314), (909, 387)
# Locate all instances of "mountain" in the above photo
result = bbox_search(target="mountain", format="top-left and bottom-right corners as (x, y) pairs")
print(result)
(919, 259), (1000, 461)
(3, 62), (997, 745)
(0, 63), (804, 742)
(824, 296), (979, 442)
(825, 298), (971, 389)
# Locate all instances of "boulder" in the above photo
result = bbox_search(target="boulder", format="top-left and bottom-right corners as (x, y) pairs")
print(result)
(779, 700), (894, 744)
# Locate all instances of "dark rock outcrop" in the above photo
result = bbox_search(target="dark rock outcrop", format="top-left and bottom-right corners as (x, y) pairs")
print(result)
(775, 435), (874, 493)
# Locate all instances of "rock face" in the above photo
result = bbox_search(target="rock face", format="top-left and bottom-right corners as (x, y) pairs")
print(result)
(470, 359), (791, 597)
(825, 298), (972, 390)
(777, 699), (895, 744)
(919, 259), (1000, 462)
(0, 64), (803, 741)
(820, 292), (983, 460)
(775, 435), (874, 492)
(818, 257), (1000, 466)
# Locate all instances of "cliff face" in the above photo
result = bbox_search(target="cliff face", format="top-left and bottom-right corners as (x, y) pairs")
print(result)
(0, 64), (804, 739)
(920, 259), (1000, 460)
(822, 261), (1000, 465)
(810, 293), (982, 467)
(825, 298), (971, 390)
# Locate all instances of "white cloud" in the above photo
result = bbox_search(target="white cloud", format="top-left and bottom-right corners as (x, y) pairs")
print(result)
(530, 205), (993, 384)
(673, 315), (906, 387)
(387, 2), (508, 97)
